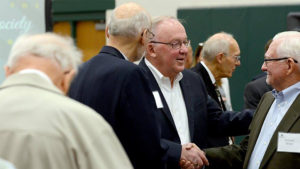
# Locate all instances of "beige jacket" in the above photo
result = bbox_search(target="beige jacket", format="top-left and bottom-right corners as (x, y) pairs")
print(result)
(0, 73), (133, 169)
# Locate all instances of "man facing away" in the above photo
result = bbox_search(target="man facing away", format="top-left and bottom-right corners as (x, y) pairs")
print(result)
(68, 2), (167, 169)
(139, 16), (253, 169)
(191, 32), (241, 147)
(0, 33), (132, 169)
(205, 31), (300, 169)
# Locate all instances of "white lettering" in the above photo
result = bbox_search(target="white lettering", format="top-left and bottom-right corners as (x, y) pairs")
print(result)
(0, 16), (32, 34)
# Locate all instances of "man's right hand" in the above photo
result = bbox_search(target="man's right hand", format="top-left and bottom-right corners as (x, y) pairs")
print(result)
(179, 143), (209, 169)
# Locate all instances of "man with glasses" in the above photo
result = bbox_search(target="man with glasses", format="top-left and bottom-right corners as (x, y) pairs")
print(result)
(139, 16), (253, 169)
(191, 32), (242, 147)
(68, 3), (167, 169)
(205, 31), (300, 169)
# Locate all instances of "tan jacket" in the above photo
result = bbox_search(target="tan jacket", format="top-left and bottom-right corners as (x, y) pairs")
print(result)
(0, 73), (133, 169)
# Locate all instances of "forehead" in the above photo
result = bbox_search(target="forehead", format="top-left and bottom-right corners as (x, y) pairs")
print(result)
(229, 39), (240, 54)
(155, 19), (187, 41)
(265, 40), (279, 58)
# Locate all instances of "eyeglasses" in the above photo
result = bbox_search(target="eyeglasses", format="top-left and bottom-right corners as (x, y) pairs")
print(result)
(264, 57), (298, 66)
(150, 40), (190, 50)
(233, 55), (241, 62)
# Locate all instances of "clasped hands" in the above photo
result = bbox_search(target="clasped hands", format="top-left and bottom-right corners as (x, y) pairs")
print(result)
(179, 143), (209, 169)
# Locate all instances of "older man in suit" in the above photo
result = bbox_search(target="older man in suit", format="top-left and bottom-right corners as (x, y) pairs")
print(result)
(0, 33), (132, 169)
(139, 16), (253, 169)
(191, 32), (242, 147)
(205, 31), (300, 169)
(68, 3), (166, 169)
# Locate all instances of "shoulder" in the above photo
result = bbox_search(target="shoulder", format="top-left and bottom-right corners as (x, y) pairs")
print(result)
(183, 69), (204, 82)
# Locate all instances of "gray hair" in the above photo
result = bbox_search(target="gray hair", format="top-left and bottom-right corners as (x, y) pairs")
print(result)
(108, 9), (151, 37)
(6, 33), (82, 72)
(277, 37), (300, 66)
(202, 32), (234, 62)
(148, 16), (180, 40)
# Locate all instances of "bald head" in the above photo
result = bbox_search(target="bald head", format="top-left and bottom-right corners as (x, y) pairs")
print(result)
(114, 2), (146, 19)
(202, 32), (239, 62)
(107, 2), (151, 37)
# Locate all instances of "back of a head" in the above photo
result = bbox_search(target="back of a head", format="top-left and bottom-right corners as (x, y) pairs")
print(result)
(107, 2), (151, 38)
(6, 33), (82, 73)
(202, 32), (234, 62)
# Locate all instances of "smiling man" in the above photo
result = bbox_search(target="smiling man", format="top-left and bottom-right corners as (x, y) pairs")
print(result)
(205, 31), (300, 169)
(139, 16), (253, 169)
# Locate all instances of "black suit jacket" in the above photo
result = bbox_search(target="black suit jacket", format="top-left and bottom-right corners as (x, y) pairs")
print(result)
(139, 59), (253, 169)
(69, 46), (166, 169)
(244, 74), (273, 109)
(191, 62), (230, 147)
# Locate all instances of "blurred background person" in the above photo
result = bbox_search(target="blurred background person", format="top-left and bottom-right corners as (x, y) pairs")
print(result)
(243, 39), (273, 109)
(0, 33), (132, 169)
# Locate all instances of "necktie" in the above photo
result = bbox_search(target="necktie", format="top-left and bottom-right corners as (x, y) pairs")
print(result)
(214, 84), (226, 111)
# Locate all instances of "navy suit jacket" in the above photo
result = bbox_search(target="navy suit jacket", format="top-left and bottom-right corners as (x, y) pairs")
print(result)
(244, 73), (273, 109)
(191, 62), (230, 147)
(139, 59), (253, 169)
(69, 46), (166, 169)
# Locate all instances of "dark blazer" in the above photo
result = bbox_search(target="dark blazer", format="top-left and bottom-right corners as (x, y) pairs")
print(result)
(244, 74), (273, 109)
(139, 59), (253, 169)
(68, 46), (166, 169)
(191, 62), (230, 147)
(191, 62), (226, 110)
(206, 92), (300, 169)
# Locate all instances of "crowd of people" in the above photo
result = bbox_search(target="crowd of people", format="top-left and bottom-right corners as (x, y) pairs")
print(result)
(0, 2), (300, 169)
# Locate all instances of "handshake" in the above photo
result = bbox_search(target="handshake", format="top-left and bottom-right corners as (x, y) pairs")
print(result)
(179, 143), (209, 169)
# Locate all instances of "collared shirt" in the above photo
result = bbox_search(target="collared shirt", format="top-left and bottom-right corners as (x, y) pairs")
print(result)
(19, 69), (52, 84)
(145, 58), (191, 144)
(247, 81), (300, 169)
(201, 61), (216, 84)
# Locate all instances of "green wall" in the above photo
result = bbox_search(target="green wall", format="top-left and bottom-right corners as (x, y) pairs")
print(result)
(178, 5), (300, 110)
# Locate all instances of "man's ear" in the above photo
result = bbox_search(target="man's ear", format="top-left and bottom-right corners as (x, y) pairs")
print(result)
(146, 43), (157, 58)
(4, 66), (12, 77)
(61, 69), (76, 95)
(215, 53), (224, 63)
(105, 27), (110, 39)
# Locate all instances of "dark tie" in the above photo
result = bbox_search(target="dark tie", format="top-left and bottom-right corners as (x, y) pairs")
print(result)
(214, 84), (227, 111)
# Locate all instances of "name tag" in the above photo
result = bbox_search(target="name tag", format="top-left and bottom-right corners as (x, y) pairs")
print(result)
(278, 132), (300, 153)
(152, 91), (163, 109)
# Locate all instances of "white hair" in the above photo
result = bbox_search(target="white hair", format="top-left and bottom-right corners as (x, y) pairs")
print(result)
(277, 37), (300, 66)
(202, 32), (234, 62)
(108, 9), (151, 37)
(6, 33), (82, 72)
(273, 31), (300, 40)
(150, 16), (177, 35)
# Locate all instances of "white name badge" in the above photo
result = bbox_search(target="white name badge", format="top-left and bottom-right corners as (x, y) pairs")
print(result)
(152, 91), (163, 109)
(278, 132), (300, 153)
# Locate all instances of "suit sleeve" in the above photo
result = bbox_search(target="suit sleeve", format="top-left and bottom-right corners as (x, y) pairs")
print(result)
(204, 136), (248, 169)
(117, 67), (167, 169)
(207, 95), (254, 136)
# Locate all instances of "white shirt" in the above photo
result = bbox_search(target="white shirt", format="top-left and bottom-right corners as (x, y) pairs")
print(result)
(145, 58), (191, 144)
(247, 81), (300, 169)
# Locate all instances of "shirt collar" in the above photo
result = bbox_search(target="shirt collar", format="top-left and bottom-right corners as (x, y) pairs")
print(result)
(272, 81), (300, 101)
(18, 69), (53, 84)
(201, 61), (216, 84)
(145, 58), (183, 85)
